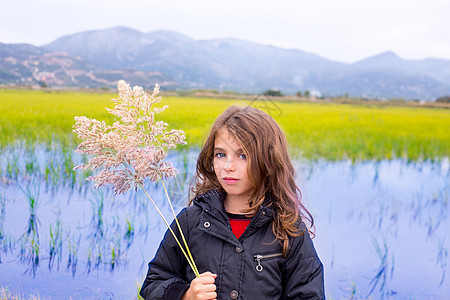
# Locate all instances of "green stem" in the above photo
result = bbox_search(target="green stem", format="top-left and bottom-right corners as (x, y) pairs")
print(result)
(137, 182), (200, 277)
(161, 179), (199, 277)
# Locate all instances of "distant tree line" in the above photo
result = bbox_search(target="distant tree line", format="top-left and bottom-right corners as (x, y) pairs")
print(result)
(296, 91), (311, 98)
(263, 89), (312, 98)
(436, 96), (450, 103)
(263, 89), (283, 97)
(263, 90), (450, 103)
(184, 87), (450, 103)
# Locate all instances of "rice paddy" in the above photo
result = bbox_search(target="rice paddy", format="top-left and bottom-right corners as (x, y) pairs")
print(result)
(1, 89), (449, 161)
(0, 88), (449, 299)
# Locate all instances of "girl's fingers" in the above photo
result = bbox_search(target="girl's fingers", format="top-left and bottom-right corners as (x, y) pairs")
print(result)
(203, 283), (217, 292)
(198, 276), (215, 284)
(188, 272), (217, 299)
(199, 271), (217, 278)
(197, 272), (217, 285)
(205, 291), (217, 299)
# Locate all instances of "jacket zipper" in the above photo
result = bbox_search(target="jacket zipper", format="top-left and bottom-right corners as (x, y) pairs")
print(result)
(254, 253), (283, 272)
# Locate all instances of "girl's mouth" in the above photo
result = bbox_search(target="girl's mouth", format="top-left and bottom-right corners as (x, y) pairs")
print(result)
(223, 177), (239, 184)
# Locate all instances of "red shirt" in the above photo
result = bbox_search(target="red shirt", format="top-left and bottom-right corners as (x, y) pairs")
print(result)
(227, 212), (252, 239)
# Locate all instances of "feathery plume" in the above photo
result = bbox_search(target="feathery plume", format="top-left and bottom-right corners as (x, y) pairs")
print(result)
(73, 80), (186, 194)
(73, 80), (200, 277)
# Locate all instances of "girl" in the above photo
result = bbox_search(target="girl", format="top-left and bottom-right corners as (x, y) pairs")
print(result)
(140, 106), (324, 300)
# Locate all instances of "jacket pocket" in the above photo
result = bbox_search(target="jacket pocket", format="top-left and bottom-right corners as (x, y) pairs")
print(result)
(253, 252), (283, 272)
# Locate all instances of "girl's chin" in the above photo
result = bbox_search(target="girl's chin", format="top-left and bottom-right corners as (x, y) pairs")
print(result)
(223, 188), (251, 198)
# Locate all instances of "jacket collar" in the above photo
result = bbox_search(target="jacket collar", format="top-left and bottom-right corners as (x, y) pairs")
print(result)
(193, 189), (229, 225)
(193, 189), (275, 227)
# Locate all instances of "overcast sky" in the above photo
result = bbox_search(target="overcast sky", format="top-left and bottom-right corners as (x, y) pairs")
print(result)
(1, 0), (449, 63)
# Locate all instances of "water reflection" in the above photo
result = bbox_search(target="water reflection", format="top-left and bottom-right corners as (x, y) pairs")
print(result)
(0, 145), (448, 299)
(302, 159), (449, 298)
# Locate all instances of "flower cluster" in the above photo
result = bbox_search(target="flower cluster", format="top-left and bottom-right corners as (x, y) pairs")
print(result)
(73, 80), (186, 194)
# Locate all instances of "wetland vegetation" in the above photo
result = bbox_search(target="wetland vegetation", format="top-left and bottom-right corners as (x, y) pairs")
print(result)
(0, 88), (449, 299)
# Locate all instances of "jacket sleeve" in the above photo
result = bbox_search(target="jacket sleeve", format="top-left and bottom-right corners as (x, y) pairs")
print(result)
(282, 224), (325, 300)
(140, 208), (192, 300)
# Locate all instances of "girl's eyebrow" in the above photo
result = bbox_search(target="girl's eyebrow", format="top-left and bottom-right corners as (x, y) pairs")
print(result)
(214, 147), (244, 153)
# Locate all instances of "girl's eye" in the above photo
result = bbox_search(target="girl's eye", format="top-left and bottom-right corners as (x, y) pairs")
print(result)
(238, 153), (247, 160)
(215, 153), (225, 158)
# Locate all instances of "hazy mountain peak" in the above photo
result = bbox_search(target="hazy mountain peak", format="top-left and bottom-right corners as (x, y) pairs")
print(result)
(107, 26), (142, 34)
(45, 26), (142, 46)
(355, 51), (402, 65)
(3, 26), (450, 100)
(377, 51), (400, 59)
(0, 42), (47, 60)
(43, 26), (149, 68)
(142, 30), (194, 45)
(146, 30), (193, 40)
(351, 50), (408, 72)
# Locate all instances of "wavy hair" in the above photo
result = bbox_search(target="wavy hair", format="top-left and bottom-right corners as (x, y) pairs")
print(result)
(191, 105), (313, 256)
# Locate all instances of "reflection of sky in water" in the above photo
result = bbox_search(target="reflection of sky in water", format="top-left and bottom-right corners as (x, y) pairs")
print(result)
(0, 146), (448, 299)
(302, 159), (449, 298)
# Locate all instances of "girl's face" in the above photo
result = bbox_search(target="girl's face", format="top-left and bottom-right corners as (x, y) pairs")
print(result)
(213, 129), (253, 203)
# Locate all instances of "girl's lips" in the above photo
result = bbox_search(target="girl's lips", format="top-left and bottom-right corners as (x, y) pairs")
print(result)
(223, 178), (239, 184)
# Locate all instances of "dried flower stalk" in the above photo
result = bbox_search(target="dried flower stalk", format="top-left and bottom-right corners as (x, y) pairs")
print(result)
(73, 80), (199, 277)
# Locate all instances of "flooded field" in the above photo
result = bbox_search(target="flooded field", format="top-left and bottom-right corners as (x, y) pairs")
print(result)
(0, 145), (448, 299)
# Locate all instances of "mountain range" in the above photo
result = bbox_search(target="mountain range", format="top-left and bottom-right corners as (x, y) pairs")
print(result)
(1, 26), (450, 100)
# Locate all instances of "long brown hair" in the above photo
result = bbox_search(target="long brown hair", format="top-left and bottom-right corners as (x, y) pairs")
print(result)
(191, 105), (313, 256)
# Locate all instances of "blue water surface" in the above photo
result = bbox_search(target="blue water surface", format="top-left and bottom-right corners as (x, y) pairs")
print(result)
(0, 145), (448, 299)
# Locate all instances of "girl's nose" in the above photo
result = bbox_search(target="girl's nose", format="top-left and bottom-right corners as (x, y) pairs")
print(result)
(224, 158), (235, 171)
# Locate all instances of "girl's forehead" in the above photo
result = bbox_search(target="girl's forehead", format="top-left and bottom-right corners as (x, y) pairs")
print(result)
(214, 128), (242, 150)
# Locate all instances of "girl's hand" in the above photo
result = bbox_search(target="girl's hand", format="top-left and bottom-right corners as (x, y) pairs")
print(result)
(181, 271), (217, 300)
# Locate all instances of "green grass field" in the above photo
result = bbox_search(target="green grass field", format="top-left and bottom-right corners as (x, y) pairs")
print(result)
(1, 88), (449, 161)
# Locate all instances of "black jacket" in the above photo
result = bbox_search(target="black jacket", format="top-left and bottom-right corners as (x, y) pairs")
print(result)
(140, 190), (324, 300)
